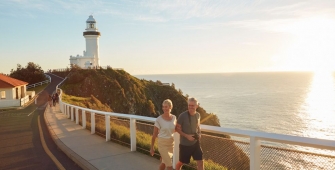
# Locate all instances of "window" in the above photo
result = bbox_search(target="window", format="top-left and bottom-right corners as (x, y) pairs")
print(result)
(90, 23), (94, 28)
(1, 91), (5, 99)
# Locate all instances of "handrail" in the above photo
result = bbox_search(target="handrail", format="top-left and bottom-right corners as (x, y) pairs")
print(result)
(60, 99), (335, 150)
(201, 125), (335, 150)
(55, 79), (335, 170)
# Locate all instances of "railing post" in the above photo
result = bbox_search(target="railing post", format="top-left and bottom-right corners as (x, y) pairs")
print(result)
(173, 133), (180, 169)
(75, 108), (79, 124)
(63, 104), (66, 114)
(250, 136), (261, 170)
(67, 106), (70, 118)
(105, 115), (110, 141)
(82, 111), (86, 129)
(71, 107), (74, 121)
(91, 112), (95, 134)
(130, 118), (136, 151)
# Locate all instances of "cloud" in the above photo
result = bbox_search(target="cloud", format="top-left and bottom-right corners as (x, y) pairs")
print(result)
(2, 0), (335, 24)
(135, 15), (167, 22)
(138, 0), (247, 19)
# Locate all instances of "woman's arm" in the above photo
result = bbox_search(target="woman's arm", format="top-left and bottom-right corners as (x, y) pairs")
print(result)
(150, 126), (159, 156)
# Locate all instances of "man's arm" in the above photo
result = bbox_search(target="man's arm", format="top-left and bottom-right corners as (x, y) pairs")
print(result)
(176, 123), (195, 141)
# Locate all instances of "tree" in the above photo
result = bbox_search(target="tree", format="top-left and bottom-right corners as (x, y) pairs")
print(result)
(10, 62), (46, 84)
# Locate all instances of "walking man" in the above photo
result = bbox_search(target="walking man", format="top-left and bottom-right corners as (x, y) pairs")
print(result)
(175, 97), (204, 170)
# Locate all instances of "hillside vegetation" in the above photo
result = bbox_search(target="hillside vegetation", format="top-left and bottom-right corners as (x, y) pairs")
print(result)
(10, 62), (46, 84)
(56, 68), (220, 126)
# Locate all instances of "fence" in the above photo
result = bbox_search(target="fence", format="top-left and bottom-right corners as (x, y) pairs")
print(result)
(57, 88), (335, 170)
(26, 74), (51, 89)
(51, 68), (70, 72)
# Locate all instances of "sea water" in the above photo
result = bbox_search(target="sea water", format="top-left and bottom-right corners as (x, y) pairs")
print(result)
(136, 72), (335, 169)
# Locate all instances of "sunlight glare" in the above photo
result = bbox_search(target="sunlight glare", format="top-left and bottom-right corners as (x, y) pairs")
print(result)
(300, 71), (335, 140)
(276, 16), (335, 72)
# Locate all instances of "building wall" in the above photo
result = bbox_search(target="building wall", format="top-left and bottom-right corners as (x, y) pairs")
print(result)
(85, 35), (100, 67)
(12, 87), (19, 99)
(0, 87), (18, 107)
(70, 57), (95, 69)
(0, 99), (20, 107)
(0, 88), (13, 100)
(0, 85), (28, 108)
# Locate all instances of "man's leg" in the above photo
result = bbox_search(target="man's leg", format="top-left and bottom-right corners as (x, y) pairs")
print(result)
(193, 141), (204, 170)
(196, 160), (204, 170)
(175, 161), (184, 170)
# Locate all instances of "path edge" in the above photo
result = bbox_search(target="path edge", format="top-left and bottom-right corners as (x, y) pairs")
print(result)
(43, 106), (98, 170)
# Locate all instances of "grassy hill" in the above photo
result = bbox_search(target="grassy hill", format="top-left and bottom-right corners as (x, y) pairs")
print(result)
(56, 68), (220, 126)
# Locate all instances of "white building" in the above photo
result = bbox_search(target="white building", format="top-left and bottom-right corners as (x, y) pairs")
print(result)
(70, 15), (101, 69)
(0, 74), (32, 108)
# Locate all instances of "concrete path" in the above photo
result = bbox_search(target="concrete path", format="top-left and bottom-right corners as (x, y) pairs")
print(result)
(44, 103), (160, 170)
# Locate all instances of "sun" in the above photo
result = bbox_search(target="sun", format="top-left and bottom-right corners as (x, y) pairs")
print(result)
(274, 16), (335, 73)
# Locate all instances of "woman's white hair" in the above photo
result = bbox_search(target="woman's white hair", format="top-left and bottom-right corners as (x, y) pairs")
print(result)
(162, 99), (173, 108)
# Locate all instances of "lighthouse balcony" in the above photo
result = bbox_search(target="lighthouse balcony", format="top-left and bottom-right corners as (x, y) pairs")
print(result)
(83, 32), (101, 36)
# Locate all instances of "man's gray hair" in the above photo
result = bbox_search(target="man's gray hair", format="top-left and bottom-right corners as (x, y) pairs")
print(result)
(188, 97), (199, 105)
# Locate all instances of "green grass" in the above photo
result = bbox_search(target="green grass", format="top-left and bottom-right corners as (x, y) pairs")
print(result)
(28, 82), (50, 94)
(61, 93), (88, 107)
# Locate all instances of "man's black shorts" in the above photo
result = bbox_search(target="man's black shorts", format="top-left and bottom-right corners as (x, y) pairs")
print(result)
(179, 141), (203, 164)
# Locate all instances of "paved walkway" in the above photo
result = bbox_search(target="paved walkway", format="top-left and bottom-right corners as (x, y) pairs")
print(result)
(44, 104), (160, 170)
(0, 74), (82, 170)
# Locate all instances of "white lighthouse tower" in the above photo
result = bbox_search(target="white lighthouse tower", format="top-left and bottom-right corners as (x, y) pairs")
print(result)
(70, 15), (101, 69)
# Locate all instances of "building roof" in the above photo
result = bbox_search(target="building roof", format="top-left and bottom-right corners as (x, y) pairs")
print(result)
(0, 74), (28, 88)
(86, 15), (96, 23)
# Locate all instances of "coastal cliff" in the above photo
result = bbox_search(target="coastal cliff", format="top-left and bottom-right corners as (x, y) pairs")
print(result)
(57, 68), (220, 126)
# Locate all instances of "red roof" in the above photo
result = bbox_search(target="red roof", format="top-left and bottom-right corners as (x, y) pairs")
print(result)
(0, 74), (28, 88)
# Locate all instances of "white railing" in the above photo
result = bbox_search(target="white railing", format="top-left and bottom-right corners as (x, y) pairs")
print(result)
(52, 68), (70, 72)
(56, 88), (335, 170)
(20, 95), (30, 106)
(26, 74), (51, 89)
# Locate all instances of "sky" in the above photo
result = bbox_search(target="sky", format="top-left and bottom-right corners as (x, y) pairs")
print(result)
(1, 0), (335, 75)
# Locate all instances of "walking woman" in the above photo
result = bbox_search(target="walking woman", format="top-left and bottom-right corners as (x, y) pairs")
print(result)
(150, 99), (176, 170)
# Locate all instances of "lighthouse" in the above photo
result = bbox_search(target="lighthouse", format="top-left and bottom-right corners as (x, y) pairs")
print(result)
(70, 15), (101, 69)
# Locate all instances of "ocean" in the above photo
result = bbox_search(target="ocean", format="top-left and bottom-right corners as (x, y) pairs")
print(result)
(135, 72), (335, 140)
(135, 72), (335, 153)
(135, 72), (335, 169)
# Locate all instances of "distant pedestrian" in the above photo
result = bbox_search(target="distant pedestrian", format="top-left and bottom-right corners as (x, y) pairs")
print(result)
(150, 99), (176, 170)
(54, 92), (59, 104)
(48, 94), (52, 107)
(52, 93), (56, 106)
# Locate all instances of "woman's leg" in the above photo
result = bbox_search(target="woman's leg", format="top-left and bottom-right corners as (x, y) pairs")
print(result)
(158, 138), (174, 169)
(159, 163), (165, 170)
